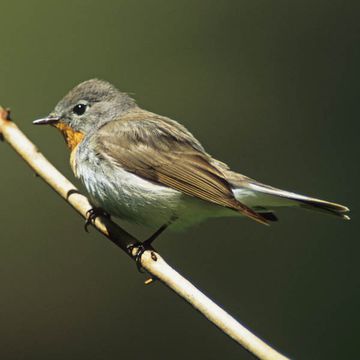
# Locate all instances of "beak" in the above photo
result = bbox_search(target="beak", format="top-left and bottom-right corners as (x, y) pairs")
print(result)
(33, 115), (60, 125)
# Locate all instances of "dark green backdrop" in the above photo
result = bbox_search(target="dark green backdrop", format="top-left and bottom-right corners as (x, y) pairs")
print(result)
(0, 1), (358, 359)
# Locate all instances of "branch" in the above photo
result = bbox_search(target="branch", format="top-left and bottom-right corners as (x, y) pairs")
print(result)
(0, 107), (289, 360)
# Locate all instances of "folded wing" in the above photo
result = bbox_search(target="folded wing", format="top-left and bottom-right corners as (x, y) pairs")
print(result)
(94, 115), (268, 225)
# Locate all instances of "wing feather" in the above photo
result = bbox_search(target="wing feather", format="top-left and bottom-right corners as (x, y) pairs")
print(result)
(94, 115), (268, 225)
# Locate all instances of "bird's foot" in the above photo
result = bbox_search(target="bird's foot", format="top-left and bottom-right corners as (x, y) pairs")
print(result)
(84, 207), (110, 232)
(127, 221), (174, 273)
(127, 241), (154, 273)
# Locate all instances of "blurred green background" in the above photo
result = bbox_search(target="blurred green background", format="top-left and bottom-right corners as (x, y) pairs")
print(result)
(0, 1), (358, 359)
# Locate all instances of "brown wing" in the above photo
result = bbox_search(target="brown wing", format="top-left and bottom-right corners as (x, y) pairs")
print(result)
(94, 113), (268, 225)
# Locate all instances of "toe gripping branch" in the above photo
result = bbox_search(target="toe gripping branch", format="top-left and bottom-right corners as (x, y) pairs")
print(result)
(127, 239), (156, 273)
(84, 207), (110, 232)
(126, 223), (168, 273)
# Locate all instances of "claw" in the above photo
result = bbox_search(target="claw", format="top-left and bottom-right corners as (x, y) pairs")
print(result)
(127, 241), (155, 273)
(84, 208), (110, 232)
(127, 243), (146, 272)
(126, 222), (172, 272)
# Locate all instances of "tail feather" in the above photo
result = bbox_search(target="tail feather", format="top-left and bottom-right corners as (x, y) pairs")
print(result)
(245, 182), (350, 220)
(258, 211), (279, 222)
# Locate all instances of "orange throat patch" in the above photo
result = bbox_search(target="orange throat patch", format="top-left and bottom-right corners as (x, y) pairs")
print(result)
(54, 122), (85, 151)
(53, 122), (84, 176)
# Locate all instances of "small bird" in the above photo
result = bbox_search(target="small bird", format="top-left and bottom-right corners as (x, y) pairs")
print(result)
(33, 79), (349, 246)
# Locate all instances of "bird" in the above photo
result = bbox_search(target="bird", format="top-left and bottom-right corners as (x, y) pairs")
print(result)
(33, 79), (350, 248)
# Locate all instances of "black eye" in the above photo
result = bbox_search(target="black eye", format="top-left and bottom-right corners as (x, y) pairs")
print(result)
(72, 103), (87, 115)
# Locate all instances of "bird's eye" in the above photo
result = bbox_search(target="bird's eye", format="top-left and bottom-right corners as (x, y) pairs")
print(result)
(72, 103), (87, 115)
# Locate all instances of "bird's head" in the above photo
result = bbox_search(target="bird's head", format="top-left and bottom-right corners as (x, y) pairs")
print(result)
(33, 79), (136, 145)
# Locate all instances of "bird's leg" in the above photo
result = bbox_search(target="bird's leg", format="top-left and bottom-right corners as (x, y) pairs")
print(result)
(127, 224), (168, 273)
(84, 207), (110, 232)
(143, 223), (169, 247)
(127, 217), (176, 272)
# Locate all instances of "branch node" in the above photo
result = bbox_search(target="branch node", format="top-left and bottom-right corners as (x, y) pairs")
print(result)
(151, 251), (158, 261)
(0, 107), (11, 121)
(5, 108), (11, 121)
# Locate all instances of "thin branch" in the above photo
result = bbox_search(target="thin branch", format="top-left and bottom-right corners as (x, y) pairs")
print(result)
(0, 107), (290, 360)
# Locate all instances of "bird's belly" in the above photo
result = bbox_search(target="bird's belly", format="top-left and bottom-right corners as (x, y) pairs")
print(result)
(76, 159), (225, 230)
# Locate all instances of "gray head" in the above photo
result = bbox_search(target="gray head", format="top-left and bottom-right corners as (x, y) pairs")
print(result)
(33, 79), (137, 133)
